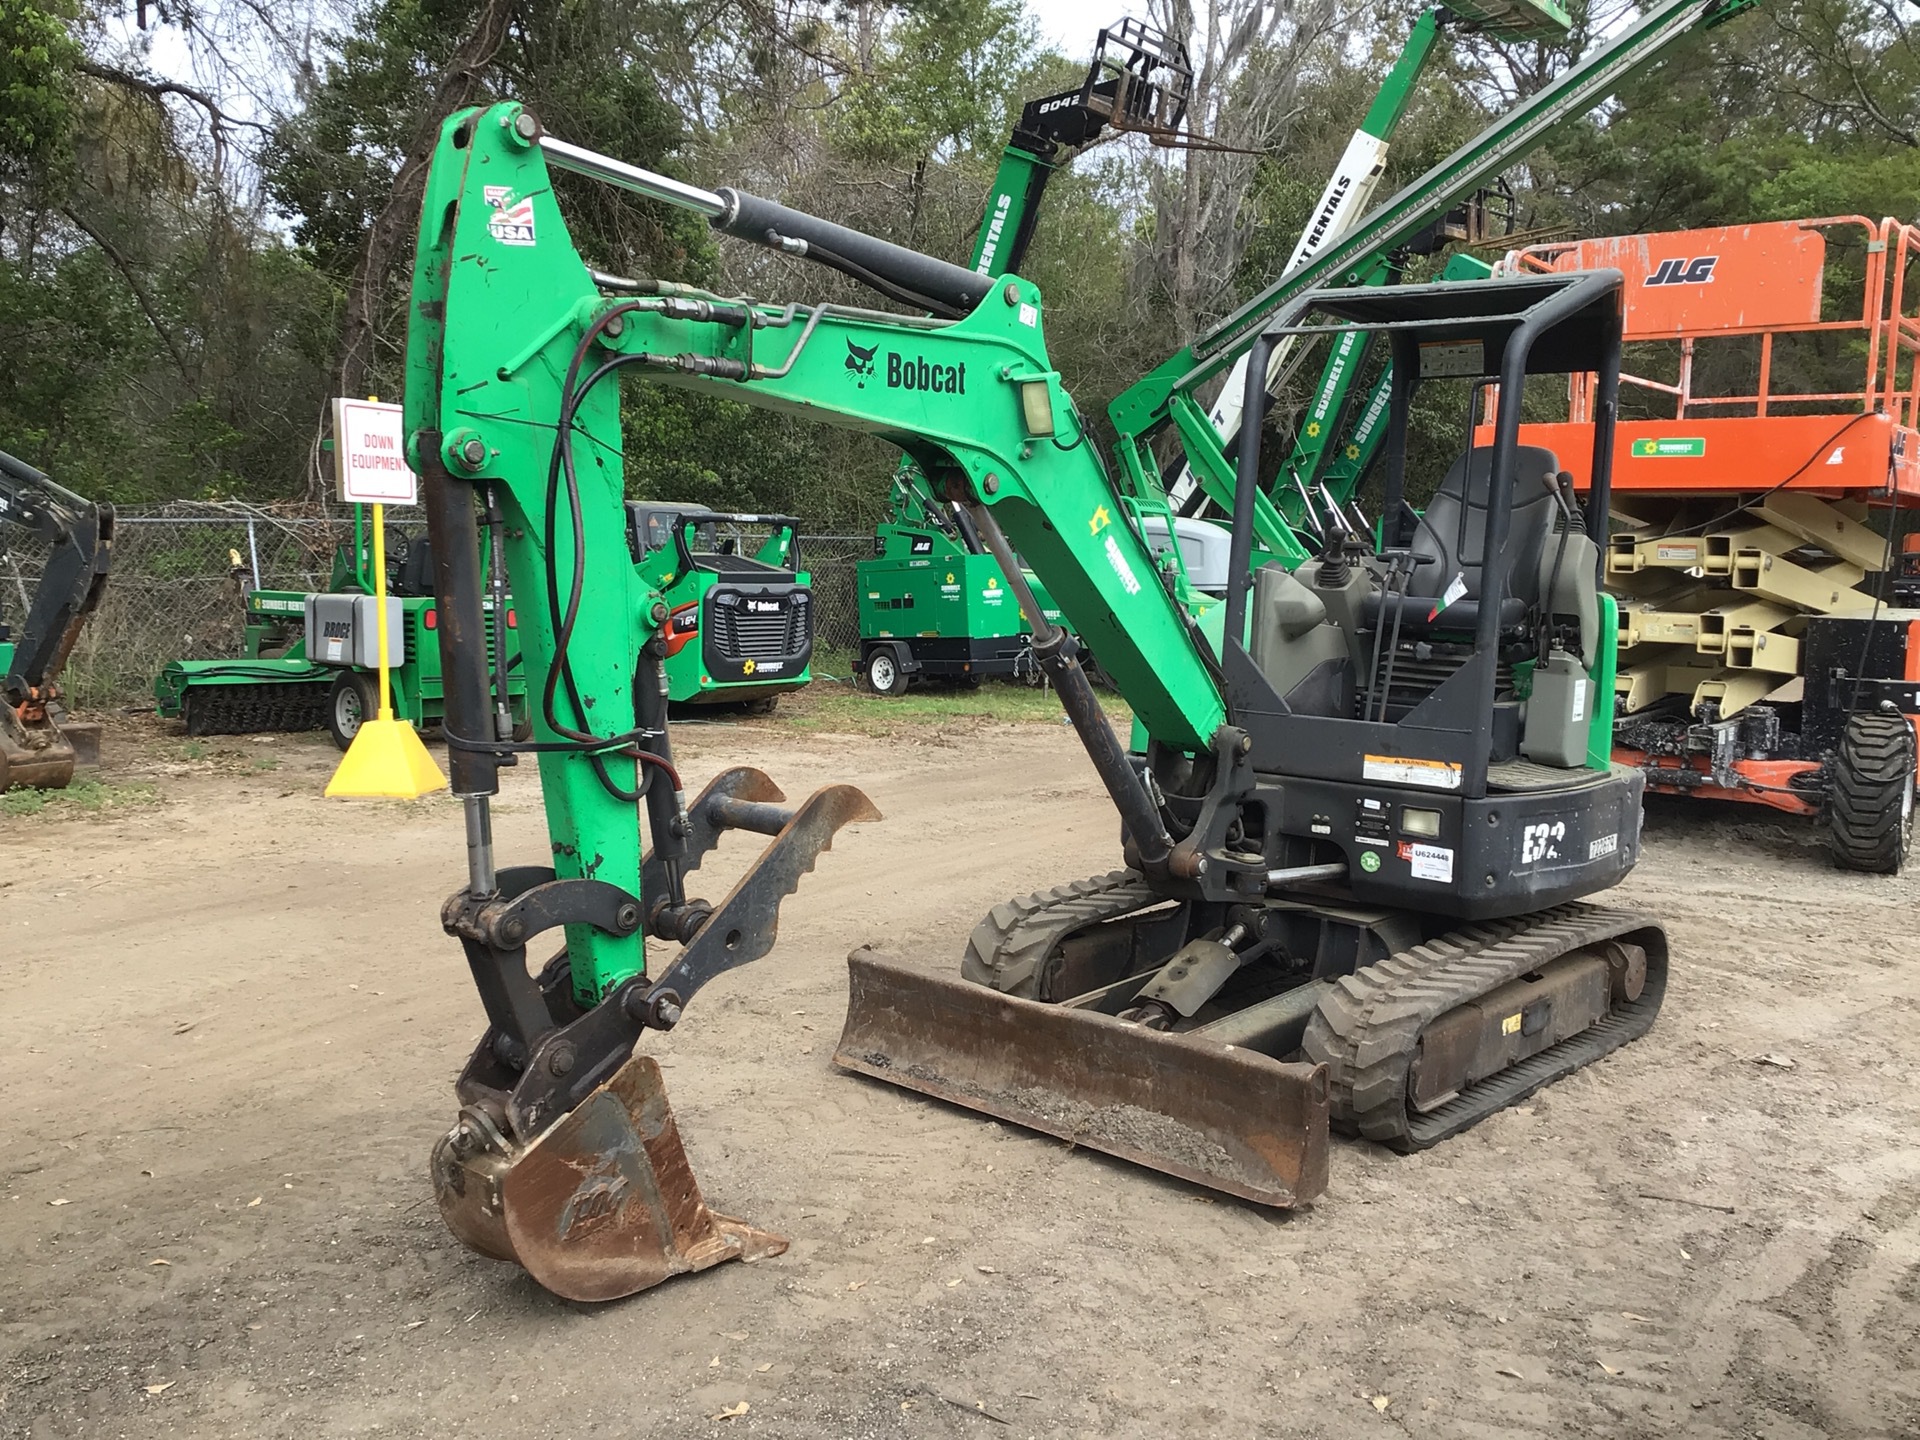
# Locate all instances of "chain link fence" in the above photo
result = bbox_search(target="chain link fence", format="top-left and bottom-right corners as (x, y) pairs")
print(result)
(0, 501), (875, 708)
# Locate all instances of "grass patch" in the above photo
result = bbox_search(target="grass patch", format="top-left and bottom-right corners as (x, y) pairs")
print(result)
(1, 779), (164, 819)
(777, 680), (1131, 736)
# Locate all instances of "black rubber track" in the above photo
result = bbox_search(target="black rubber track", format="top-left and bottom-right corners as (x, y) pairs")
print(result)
(961, 869), (1157, 998)
(1301, 902), (1668, 1152)
(1827, 712), (1916, 875)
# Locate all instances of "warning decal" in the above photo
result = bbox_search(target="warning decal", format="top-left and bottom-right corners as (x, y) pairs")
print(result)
(1362, 755), (1463, 791)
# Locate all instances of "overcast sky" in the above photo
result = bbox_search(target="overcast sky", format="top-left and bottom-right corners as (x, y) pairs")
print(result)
(103, 2), (1156, 150)
(1025, 0), (1141, 54)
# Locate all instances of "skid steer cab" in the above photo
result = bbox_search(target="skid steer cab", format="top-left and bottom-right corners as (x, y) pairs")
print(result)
(628, 504), (813, 713)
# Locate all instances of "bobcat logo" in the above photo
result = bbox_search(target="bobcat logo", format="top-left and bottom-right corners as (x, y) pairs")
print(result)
(845, 339), (878, 387)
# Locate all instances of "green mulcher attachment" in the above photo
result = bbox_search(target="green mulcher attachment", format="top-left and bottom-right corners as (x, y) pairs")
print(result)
(156, 657), (332, 736)
(157, 555), (529, 749)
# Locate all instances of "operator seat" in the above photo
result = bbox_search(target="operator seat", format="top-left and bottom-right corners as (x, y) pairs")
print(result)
(394, 536), (436, 597)
(1364, 444), (1598, 664)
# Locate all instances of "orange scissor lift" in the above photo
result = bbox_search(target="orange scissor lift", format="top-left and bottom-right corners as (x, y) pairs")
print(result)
(1495, 216), (1920, 869)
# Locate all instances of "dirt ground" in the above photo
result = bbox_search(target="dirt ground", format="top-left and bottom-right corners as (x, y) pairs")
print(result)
(4, 704), (1920, 1440)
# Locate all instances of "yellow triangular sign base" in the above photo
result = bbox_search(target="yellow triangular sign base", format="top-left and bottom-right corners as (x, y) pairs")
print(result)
(325, 717), (448, 799)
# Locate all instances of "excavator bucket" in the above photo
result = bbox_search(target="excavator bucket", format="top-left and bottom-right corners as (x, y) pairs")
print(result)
(0, 706), (76, 792)
(834, 948), (1331, 1207)
(431, 1055), (787, 1303)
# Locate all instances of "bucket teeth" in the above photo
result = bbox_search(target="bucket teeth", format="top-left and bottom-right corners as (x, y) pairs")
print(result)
(432, 1055), (787, 1303)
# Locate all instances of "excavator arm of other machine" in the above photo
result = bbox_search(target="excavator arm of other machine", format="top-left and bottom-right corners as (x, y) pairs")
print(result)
(0, 448), (112, 792)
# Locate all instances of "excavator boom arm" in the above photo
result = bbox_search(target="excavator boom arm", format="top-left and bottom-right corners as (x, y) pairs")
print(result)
(405, 107), (1229, 770)
(0, 449), (112, 702)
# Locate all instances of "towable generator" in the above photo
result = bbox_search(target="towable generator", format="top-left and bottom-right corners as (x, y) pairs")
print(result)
(399, 0), (1755, 1303)
(155, 517), (531, 750)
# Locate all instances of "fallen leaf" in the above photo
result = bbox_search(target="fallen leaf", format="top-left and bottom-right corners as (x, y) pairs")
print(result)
(1372, 1395), (1390, 1412)
(246, 1323), (262, 1331)
(140, 1169), (154, 1178)
(921, 1236), (935, 1245)
(709, 1356), (721, 1368)
(144, 1382), (175, 1396)
(709, 1401), (749, 1421)
(976, 1265), (997, 1274)
(847, 1280), (867, 1291)
(247, 1197), (262, 1207)
(900, 1400), (916, 1413)
(1596, 1360), (1624, 1377)
(722, 1331), (748, 1341)
(756, 1363), (772, 1373)
(1622, 1311), (1652, 1322)
(1680, 1248), (1692, 1261)
(1494, 1367), (1523, 1380)
(947, 1278), (961, 1288)
(1755, 1053), (1796, 1069)
(47, 1198), (68, 1207)
(147, 1258), (171, 1267)
(172, 1022), (196, 1036)
(403, 1320), (426, 1330)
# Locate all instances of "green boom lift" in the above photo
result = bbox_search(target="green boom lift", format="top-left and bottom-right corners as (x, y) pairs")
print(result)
(858, 18), (1198, 693)
(857, 7), (1483, 693)
(395, 0), (1754, 1305)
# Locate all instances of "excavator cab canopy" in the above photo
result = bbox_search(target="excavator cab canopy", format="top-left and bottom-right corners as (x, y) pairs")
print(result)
(1216, 269), (1627, 803)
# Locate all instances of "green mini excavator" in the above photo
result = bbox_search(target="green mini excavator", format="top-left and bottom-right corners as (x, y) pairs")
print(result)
(404, 0), (1755, 1303)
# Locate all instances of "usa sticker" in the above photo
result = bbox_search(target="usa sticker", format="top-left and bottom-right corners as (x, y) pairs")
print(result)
(484, 185), (536, 246)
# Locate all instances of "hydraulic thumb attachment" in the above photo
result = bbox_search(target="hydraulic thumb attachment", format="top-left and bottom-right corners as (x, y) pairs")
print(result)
(432, 769), (879, 1302)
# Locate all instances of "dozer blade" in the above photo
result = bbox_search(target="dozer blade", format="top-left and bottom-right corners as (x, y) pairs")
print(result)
(834, 948), (1330, 1207)
(431, 1055), (787, 1303)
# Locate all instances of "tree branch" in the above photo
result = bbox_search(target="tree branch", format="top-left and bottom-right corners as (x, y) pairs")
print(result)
(74, 58), (274, 139)
(58, 207), (194, 383)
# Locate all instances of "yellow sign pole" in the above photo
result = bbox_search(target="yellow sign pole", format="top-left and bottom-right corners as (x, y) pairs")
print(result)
(371, 500), (395, 722)
(325, 397), (447, 800)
